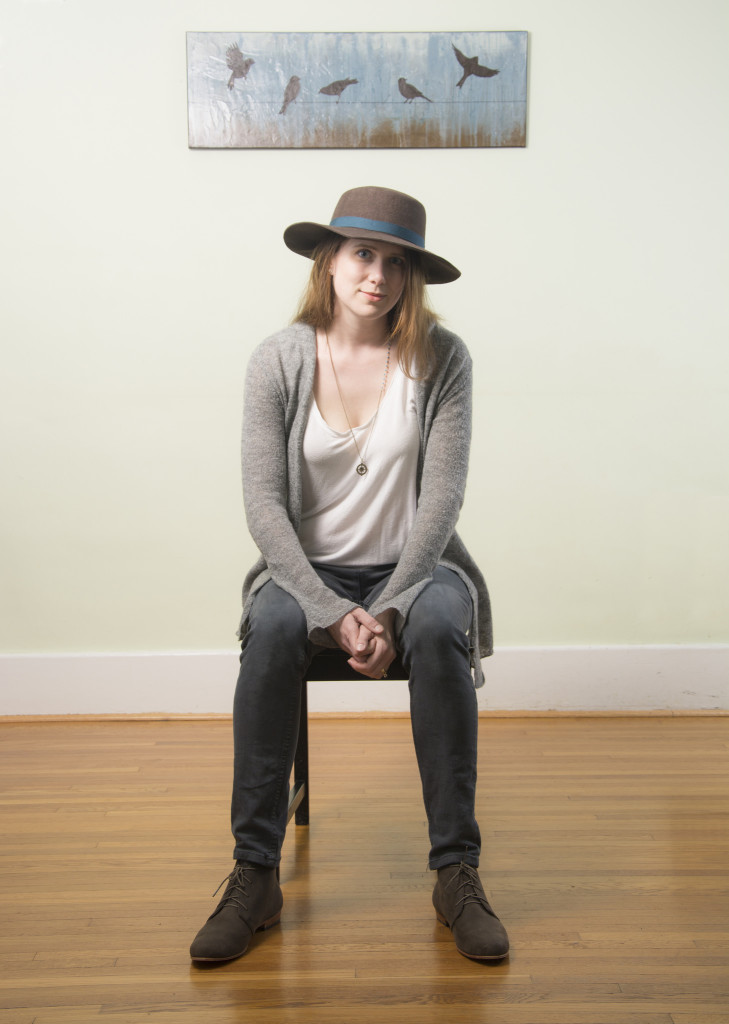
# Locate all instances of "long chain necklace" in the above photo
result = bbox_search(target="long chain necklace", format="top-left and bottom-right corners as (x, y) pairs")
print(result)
(325, 332), (392, 477)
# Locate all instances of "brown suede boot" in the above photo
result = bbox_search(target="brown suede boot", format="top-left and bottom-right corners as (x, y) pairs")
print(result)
(432, 862), (509, 961)
(190, 862), (283, 962)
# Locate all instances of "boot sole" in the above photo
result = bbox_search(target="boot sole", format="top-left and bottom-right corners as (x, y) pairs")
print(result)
(434, 910), (509, 962)
(190, 910), (282, 963)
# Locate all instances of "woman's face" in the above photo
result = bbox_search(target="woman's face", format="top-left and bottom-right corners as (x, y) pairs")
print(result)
(329, 238), (407, 324)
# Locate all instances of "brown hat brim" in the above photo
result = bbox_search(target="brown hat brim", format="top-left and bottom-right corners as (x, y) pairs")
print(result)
(283, 221), (461, 285)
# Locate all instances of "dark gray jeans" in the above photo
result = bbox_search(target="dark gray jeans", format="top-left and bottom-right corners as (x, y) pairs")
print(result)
(231, 564), (481, 871)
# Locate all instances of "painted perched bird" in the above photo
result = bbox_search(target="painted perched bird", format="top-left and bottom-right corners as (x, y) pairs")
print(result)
(319, 78), (358, 101)
(452, 44), (499, 88)
(279, 75), (301, 115)
(398, 77), (432, 103)
(226, 44), (254, 90)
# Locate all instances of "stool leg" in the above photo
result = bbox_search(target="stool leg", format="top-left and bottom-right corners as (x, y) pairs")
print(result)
(293, 679), (310, 826)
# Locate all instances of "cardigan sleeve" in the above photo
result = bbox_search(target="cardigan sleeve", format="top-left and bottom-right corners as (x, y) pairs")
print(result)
(241, 341), (358, 638)
(368, 333), (473, 618)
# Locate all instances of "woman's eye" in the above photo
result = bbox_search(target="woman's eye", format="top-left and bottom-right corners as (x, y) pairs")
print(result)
(356, 248), (371, 258)
(390, 257), (405, 266)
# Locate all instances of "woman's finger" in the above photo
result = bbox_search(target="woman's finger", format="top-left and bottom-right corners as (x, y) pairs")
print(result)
(350, 607), (383, 635)
(354, 622), (375, 652)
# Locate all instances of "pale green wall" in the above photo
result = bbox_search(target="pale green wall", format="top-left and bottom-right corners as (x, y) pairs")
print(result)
(1, 0), (727, 654)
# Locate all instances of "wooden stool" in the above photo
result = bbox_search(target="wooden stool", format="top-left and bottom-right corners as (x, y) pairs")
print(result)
(287, 648), (408, 826)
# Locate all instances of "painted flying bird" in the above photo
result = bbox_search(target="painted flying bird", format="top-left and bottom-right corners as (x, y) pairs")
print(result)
(398, 77), (432, 103)
(279, 75), (301, 115)
(452, 44), (499, 88)
(226, 44), (254, 90)
(319, 77), (358, 102)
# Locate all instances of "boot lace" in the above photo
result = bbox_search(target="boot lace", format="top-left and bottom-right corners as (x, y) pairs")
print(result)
(446, 862), (497, 917)
(211, 863), (252, 914)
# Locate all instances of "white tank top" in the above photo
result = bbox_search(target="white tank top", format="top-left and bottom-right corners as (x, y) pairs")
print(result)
(298, 363), (419, 565)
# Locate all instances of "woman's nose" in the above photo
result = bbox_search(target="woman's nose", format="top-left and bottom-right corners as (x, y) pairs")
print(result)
(369, 259), (386, 283)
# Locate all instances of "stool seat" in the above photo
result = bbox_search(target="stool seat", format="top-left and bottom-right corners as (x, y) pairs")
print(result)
(287, 648), (408, 825)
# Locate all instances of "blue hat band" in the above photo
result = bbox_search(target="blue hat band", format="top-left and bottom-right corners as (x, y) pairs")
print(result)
(330, 216), (425, 249)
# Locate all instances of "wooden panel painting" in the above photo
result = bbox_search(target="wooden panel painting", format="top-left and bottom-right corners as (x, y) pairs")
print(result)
(186, 32), (528, 149)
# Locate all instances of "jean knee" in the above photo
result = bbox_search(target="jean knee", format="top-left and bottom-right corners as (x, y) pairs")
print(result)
(245, 580), (308, 648)
(405, 575), (472, 647)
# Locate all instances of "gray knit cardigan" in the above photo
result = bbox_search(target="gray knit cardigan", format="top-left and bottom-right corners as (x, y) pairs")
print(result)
(238, 321), (492, 686)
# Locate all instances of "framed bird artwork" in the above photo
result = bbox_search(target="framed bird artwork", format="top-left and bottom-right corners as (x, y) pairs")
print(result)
(187, 31), (527, 149)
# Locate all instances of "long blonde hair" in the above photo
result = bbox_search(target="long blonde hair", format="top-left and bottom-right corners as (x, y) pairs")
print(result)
(293, 237), (440, 379)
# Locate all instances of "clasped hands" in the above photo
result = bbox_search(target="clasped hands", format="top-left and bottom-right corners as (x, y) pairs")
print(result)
(327, 607), (396, 680)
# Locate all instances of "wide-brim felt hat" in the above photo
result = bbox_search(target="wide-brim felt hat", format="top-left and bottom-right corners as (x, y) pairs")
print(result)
(283, 186), (461, 284)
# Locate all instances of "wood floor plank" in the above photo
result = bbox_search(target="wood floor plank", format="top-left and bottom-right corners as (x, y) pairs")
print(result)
(671, 1015), (729, 1024)
(25, 1010), (679, 1024)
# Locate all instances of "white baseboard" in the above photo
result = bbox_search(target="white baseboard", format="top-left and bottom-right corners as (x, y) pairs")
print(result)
(0, 645), (727, 716)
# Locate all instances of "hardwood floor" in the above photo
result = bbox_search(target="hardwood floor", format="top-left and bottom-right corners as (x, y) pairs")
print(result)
(0, 716), (727, 1023)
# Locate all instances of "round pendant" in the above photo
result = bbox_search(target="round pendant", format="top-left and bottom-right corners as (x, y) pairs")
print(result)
(356, 463), (368, 476)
